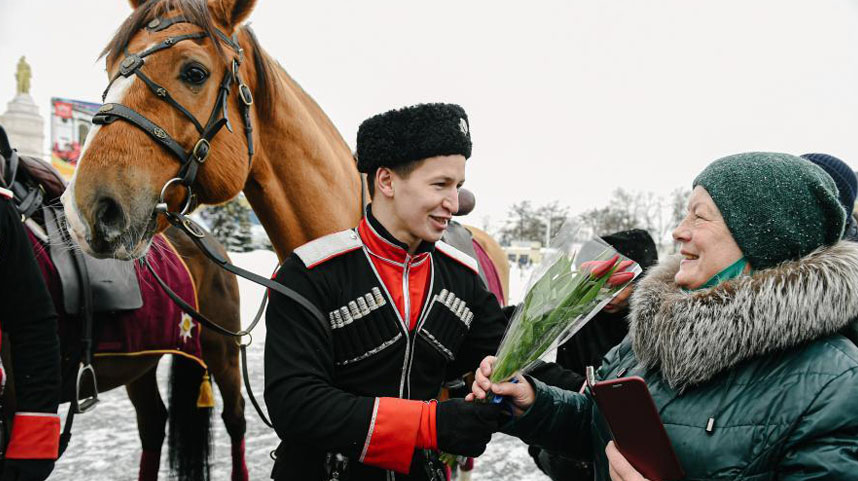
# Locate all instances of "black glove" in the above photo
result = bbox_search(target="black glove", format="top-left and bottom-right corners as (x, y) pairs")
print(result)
(528, 445), (549, 475)
(1, 459), (55, 481)
(436, 399), (505, 457)
(501, 304), (518, 322)
(528, 361), (584, 391)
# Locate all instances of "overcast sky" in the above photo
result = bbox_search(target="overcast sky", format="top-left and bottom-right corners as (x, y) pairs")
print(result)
(3, 0), (858, 232)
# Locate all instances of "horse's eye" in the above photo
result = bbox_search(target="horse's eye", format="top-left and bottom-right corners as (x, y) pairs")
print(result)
(181, 64), (209, 85)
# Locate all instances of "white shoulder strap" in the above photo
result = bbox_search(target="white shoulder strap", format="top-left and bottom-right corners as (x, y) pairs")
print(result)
(435, 240), (480, 274)
(294, 229), (362, 268)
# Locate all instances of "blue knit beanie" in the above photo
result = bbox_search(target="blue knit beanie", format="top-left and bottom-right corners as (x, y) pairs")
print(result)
(694, 152), (845, 269)
(801, 153), (857, 217)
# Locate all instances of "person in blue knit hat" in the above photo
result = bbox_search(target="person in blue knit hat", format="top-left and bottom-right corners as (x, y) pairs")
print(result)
(802, 153), (858, 240)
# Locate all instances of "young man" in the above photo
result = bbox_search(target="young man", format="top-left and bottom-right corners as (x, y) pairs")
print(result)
(264, 103), (507, 481)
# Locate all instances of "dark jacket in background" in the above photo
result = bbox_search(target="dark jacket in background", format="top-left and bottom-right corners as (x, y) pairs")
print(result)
(0, 197), (61, 458)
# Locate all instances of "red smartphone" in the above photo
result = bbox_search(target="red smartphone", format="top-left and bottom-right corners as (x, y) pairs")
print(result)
(588, 373), (685, 481)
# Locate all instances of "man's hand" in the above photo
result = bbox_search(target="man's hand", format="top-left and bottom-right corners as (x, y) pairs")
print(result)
(1, 459), (55, 481)
(436, 399), (504, 457)
(606, 441), (649, 481)
(465, 356), (535, 416)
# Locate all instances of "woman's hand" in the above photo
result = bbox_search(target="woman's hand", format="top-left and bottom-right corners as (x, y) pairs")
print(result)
(606, 441), (650, 481)
(465, 356), (536, 416)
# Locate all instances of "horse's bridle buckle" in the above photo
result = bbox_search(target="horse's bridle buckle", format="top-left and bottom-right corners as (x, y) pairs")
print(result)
(192, 138), (211, 163)
(119, 54), (143, 77)
(239, 84), (254, 106)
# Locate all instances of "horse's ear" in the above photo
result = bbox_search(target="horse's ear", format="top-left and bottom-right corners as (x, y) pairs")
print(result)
(127, 0), (146, 9)
(208, 0), (257, 31)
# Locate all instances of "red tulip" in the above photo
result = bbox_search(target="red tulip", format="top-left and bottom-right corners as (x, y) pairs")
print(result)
(579, 261), (599, 271)
(607, 271), (635, 287)
(581, 255), (620, 279)
(616, 260), (636, 272)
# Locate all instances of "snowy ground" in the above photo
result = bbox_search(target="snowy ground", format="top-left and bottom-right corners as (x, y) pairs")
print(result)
(54, 251), (548, 481)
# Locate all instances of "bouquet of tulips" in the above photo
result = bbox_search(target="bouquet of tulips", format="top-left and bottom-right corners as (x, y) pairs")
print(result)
(489, 223), (642, 385)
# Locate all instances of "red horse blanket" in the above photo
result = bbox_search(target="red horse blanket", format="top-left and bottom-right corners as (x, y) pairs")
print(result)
(472, 239), (506, 306)
(26, 230), (206, 368)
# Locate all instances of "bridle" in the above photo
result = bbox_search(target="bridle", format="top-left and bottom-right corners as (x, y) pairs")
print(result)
(92, 15), (254, 216)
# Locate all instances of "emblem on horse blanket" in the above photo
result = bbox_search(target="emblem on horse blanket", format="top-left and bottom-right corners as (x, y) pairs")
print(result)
(25, 230), (205, 368)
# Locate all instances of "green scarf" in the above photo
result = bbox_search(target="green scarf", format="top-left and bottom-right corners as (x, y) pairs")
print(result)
(690, 257), (751, 291)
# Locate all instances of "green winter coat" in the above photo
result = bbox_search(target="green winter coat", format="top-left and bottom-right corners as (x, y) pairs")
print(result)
(504, 242), (858, 480)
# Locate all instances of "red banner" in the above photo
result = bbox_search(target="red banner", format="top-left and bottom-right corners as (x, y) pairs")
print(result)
(53, 101), (73, 119)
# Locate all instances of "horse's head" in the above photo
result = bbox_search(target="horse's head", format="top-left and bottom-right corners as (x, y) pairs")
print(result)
(63, 0), (262, 259)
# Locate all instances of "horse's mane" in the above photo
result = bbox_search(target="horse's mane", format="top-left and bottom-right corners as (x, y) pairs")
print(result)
(100, 0), (281, 120)
(242, 25), (281, 120)
(101, 0), (226, 62)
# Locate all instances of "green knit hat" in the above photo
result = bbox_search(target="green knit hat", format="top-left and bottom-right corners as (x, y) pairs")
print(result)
(693, 152), (845, 269)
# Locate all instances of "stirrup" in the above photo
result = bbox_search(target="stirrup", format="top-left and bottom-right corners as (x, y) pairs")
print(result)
(74, 363), (100, 413)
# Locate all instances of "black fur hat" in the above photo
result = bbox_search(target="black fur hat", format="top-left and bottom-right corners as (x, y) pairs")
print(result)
(356, 103), (472, 173)
(601, 229), (659, 271)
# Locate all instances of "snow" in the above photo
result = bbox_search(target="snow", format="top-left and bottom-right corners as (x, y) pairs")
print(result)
(55, 251), (549, 480)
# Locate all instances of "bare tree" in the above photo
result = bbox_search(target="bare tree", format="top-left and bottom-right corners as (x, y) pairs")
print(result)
(501, 188), (692, 253)
(536, 201), (571, 245)
(499, 201), (542, 245)
(579, 205), (637, 236)
(666, 188), (691, 253)
(499, 200), (572, 245)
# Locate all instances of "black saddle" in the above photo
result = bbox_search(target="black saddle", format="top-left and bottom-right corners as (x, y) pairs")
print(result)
(0, 123), (142, 314)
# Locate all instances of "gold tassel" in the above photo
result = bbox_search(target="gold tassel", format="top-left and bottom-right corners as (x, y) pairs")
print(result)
(197, 372), (215, 408)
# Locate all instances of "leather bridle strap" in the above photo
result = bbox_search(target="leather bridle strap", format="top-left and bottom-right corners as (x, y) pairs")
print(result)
(145, 15), (190, 32)
(100, 32), (208, 102)
(94, 103), (187, 162)
(134, 70), (205, 134)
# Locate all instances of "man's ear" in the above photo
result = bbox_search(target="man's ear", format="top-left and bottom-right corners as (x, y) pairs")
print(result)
(376, 168), (395, 199)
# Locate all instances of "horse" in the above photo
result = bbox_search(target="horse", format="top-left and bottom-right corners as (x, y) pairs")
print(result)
(0, 141), (247, 481)
(63, 0), (509, 299)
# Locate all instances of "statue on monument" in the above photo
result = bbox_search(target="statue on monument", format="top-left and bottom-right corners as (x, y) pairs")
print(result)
(16, 56), (31, 95)
(2, 55), (44, 159)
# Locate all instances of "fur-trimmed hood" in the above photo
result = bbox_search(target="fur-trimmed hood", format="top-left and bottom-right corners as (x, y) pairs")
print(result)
(629, 241), (858, 392)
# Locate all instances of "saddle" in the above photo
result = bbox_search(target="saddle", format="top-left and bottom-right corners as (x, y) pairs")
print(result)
(0, 124), (142, 314)
(442, 221), (490, 289)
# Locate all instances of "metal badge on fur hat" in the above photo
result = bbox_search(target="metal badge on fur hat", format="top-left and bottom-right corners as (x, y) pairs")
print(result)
(693, 152), (845, 269)
(355, 103), (472, 173)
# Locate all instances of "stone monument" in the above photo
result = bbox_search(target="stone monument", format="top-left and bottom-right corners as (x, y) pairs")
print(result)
(0, 56), (45, 159)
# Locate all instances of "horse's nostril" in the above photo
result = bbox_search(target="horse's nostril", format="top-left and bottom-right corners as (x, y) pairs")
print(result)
(93, 195), (126, 242)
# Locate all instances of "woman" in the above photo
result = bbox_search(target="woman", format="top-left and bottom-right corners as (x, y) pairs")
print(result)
(470, 152), (858, 480)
